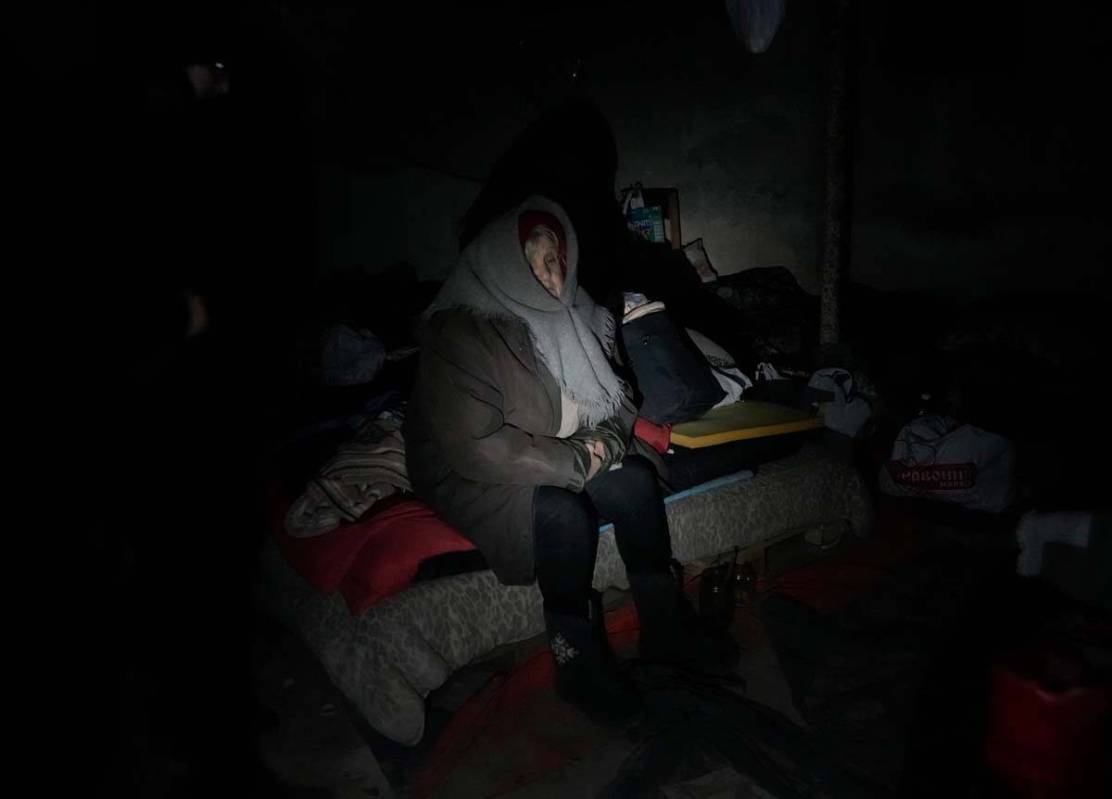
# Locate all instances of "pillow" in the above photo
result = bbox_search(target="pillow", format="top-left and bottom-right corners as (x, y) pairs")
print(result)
(339, 500), (477, 615)
(269, 495), (409, 592)
(686, 328), (753, 407)
(681, 238), (719, 283)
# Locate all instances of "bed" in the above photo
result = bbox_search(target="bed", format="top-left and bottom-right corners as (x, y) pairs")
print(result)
(258, 443), (872, 745)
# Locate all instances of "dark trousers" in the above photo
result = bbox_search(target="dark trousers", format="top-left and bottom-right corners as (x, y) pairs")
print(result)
(534, 455), (673, 617)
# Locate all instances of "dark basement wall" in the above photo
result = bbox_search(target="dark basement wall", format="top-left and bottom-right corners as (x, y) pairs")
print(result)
(315, 1), (1109, 298)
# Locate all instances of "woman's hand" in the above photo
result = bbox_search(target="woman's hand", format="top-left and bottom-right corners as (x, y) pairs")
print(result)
(583, 439), (606, 480)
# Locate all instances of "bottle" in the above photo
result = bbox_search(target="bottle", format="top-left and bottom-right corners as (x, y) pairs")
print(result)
(699, 548), (739, 631)
(733, 561), (757, 606)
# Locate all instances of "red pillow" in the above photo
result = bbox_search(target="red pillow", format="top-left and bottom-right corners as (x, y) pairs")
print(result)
(339, 500), (477, 615)
(269, 494), (409, 593)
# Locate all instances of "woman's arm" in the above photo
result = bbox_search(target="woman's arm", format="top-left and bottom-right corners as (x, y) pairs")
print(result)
(419, 322), (592, 490)
(571, 388), (638, 472)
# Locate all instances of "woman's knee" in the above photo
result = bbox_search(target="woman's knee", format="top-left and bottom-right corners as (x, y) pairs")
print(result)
(619, 455), (661, 498)
(534, 486), (597, 550)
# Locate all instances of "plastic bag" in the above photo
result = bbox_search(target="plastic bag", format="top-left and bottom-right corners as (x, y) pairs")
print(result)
(620, 183), (666, 243)
(807, 367), (874, 438)
(686, 328), (753, 406)
(878, 415), (1016, 513)
(725, 0), (786, 54)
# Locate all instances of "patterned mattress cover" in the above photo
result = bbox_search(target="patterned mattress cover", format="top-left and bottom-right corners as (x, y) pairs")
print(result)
(258, 446), (872, 745)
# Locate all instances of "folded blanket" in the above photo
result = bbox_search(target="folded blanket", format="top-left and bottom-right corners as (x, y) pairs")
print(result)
(286, 410), (410, 538)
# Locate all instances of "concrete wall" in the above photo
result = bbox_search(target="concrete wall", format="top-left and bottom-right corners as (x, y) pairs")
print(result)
(316, 4), (825, 286)
(596, 13), (823, 290)
(315, 1), (1108, 297)
(316, 164), (481, 281)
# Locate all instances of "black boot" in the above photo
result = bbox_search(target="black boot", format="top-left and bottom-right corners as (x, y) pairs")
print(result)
(629, 570), (740, 675)
(545, 605), (642, 726)
(588, 589), (615, 666)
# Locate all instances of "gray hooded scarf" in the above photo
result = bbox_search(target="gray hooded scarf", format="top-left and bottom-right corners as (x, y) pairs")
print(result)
(424, 196), (624, 426)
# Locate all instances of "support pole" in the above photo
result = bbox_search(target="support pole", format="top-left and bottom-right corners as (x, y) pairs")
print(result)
(820, 0), (856, 356)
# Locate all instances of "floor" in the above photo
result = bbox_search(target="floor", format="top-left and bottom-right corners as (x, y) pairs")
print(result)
(251, 480), (1108, 799)
(253, 527), (878, 798)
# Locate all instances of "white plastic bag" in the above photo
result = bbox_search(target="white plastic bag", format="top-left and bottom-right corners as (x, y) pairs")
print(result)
(755, 362), (783, 381)
(808, 367), (873, 438)
(620, 183), (646, 214)
(879, 415), (1016, 513)
(725, 0), (786, 54)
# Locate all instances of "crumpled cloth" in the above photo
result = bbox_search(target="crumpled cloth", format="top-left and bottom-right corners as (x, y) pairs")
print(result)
(286, 411), (410, 538)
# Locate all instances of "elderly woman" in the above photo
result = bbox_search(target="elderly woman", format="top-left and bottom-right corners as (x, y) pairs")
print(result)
(405, 196), (729, 722)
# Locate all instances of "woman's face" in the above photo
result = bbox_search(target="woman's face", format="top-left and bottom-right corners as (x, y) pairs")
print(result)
(527, 235), (565, 299)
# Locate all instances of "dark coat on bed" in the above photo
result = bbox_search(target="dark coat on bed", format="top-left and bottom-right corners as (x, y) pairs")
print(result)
(405, 309), (639, 584)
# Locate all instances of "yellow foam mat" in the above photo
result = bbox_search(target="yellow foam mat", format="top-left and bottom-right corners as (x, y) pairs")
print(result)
(670, 401), (824, 448)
